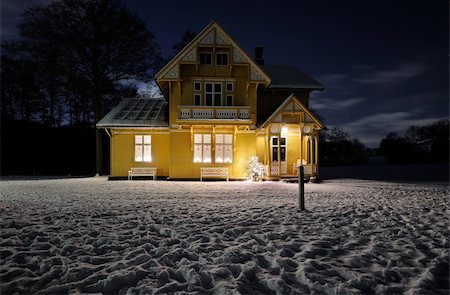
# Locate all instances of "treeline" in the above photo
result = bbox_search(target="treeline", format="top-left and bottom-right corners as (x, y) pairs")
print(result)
(1, 0), (196, 175)
(319, 127), (369, 166)
(379, 119), (449, 164)
(319, 120), (449, 166)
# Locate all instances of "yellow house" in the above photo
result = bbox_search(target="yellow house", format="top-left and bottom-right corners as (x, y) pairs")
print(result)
(97, 21), (325, 180)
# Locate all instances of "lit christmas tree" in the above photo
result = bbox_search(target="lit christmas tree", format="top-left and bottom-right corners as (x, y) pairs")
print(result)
(247, 156), (266, 181)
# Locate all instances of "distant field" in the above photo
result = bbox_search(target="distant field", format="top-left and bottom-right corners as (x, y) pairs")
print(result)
(1, 178), (448, 294)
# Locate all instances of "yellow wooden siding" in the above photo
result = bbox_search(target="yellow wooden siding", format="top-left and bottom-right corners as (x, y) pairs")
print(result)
(110, 130), (170, 177)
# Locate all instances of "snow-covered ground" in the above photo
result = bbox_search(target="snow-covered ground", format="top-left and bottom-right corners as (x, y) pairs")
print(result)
(1, 178), (448, 294)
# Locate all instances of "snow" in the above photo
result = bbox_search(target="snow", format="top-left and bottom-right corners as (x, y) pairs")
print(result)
(1, 178), (448, 294)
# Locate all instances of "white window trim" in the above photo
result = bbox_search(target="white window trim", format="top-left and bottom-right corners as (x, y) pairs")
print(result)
(193, 93), (202, 106)
(204, 82), (222, 106)
(215, 134), (233, 163)
(225, 94), (233, 106)
(193, 80), (202, 92)
(135, 135), (152, 162)
(193, 134), (212, 163)
(226, 81), (234, 92)
(215, 52), (229, 66)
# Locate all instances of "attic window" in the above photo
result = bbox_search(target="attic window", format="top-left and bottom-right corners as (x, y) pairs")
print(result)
(199, 52), (212, 65)
(216, 52), (228, 66)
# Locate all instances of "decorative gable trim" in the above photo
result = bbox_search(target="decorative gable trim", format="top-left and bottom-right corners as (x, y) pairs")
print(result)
(260, 94), (325, 129)
(155, 20), (271, 84)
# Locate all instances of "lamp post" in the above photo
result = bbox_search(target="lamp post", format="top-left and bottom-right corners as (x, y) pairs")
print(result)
(298, 165), (305, 211)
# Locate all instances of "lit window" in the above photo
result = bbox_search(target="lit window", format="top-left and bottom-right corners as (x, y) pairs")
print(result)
(193, 134), (212, 163)
(135, 135), (151, 162)
(199, 52), (212, 65)
(193, 81), (201, 91)
(204, 82), (222, 106)
(216, 52), (228, 66)
(215, 134), (233, 163)
(193, 94), (201, 106)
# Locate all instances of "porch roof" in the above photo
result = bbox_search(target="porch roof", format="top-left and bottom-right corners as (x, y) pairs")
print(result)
(96, 97), (168, 128)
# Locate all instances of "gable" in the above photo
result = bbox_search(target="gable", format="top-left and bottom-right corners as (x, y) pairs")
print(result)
(154, 21), (271, 84)
(260, 94), (325, 129)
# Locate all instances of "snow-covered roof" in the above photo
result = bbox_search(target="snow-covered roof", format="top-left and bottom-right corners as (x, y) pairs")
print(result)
(96, 97), (168, 128)
(263, 64), (324, 90)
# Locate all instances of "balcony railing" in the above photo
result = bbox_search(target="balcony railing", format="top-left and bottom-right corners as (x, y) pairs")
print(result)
(178, 106), (251, 120)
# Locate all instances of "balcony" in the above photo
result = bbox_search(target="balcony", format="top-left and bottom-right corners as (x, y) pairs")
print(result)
(177, 106), (251, 121)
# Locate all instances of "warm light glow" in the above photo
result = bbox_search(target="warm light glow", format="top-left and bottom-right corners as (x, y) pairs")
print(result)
(281, 126), (288, 134)
(203, 158), (212, 163)
(194, 157), (202, 163)
(224, 157), (232, 163)
(216, 157), (223, 163)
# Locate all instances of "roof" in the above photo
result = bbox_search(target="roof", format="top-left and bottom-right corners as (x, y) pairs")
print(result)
(258, 94), (325, 129)
(263, 64), (324, 90)
(96, 97), (168, 128)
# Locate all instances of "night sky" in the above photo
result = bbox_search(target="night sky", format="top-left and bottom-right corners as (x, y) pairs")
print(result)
(2, 0), (448, 147)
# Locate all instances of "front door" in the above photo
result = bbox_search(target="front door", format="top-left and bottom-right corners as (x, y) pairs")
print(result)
(270, 136), (287, 175)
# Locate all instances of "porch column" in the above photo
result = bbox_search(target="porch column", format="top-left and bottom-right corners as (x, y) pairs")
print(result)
(277, 133), (281, 176)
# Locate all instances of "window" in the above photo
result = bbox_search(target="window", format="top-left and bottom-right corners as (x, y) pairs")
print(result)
(204, 82), (222, 106)
(216, 52), (228, 66)
(226, 82), (234, 92)
(225, 95), (233, 106)
(193, 94), (201, 106)
(193, 81), (201, 91)
(199, 52), (212, 65)
(135, 135), (151, 162)
(215, 134), (233, 163)
(193, 134), (211, 163)
(271, 137), (286, 163)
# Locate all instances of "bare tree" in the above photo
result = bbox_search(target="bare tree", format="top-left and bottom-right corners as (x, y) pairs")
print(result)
(14, 0), (163, 174)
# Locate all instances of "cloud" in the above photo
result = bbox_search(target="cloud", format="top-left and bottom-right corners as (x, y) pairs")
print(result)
(335, 112), (447, 147)
(310, 97), (367, 110)
(354, 63), (426, 84)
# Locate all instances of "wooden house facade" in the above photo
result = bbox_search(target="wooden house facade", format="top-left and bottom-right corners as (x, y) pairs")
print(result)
(97, 21), (325, 180)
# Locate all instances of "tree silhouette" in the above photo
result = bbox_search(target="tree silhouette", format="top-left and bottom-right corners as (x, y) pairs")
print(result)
(10, 0), (164, 174)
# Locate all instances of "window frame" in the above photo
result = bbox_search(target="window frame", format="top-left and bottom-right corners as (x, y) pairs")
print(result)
(193, 81), (202, 92)
(134, 135), (152, 162)
(215, 134), (233, 163)
(193, 134), (212, 163)
(215, 52), (229, 66)
(204, 82), (222, 106)
(199, 52), (212, 65)
(193, 93), (202, 106)
(225, 94), (233, 106)
(226, 82), (234, 92)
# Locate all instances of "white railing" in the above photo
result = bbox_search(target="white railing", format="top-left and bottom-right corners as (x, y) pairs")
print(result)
(178, 106), (251, 120)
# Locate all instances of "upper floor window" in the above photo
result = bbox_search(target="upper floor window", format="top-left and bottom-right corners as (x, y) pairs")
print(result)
(193, 94), (201, 106)
(225, 94), (233, 106)
(216, 52), (228, 66)
(205, 82), (222, 106)
(135, 135), (151, 162)
(199, 52), (212, 65)
(226, 82), (234, 92)
(193, 81), (202, 91)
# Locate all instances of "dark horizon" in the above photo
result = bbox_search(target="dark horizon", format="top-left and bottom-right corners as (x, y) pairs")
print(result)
(1, 0), (448, 147)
